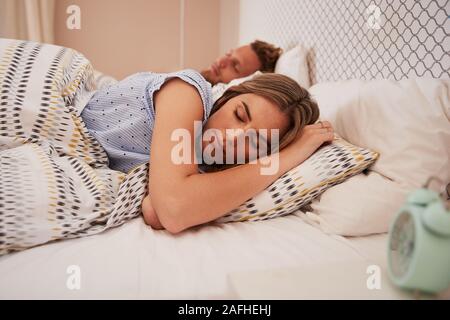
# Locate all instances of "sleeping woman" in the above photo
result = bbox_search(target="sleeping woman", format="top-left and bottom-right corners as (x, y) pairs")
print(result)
(80, 70), (334, 233)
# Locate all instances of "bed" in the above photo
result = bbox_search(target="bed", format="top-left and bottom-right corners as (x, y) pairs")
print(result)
(0, 0), (449, 299)
(0, 213), (387, 299)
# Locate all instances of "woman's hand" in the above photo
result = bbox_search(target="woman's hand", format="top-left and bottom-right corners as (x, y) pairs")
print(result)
(141, 196), (165, 230)
(289, 120), (335, 161)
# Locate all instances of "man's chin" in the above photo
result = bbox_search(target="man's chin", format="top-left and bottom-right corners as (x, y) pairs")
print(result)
(200, 69), (219, 85)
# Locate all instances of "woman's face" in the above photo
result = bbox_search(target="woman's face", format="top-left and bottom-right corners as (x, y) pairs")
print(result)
(202, 93), (290, 164)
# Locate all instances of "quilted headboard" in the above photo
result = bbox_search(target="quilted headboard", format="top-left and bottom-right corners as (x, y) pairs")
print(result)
(239, 0), (449, 84)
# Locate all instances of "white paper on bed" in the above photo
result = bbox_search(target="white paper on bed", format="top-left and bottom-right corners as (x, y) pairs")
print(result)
(303, 78), (450, 236)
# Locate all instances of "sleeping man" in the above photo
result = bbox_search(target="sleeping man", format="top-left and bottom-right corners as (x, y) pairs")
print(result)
(200, 40), (282, 85)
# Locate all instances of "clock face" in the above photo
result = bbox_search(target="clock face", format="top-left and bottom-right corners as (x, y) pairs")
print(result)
(389, 211), (416, 278)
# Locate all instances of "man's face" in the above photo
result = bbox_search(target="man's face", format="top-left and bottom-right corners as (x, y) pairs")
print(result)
(201, 45), (261, 85)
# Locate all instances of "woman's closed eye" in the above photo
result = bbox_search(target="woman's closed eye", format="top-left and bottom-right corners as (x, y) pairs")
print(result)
(234, 107), (244, 122)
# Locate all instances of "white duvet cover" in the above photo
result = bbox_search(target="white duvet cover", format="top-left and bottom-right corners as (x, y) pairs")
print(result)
(0, 213), (386, 299)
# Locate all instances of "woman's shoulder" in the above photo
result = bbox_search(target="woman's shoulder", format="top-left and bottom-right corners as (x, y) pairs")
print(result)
(164, 69), (211, 93)
(154, 69), (214, 121)
(167, 69), (208, 83)
(113, 69), (213, 122)
(119, 69), (210, 90)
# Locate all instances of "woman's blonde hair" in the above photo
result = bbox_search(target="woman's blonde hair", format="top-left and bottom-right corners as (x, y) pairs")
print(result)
(204, 73), (319, 172)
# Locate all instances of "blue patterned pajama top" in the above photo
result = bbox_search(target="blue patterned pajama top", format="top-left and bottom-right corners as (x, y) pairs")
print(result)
(80, 69), (214, 173)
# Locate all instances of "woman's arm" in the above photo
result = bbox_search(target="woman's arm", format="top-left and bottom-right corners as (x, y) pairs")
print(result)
(142, 196), (164, 229)
(145, 78), (333, 233)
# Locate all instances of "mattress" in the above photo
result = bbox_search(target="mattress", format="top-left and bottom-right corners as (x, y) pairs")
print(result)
(0, 211), (387, 299)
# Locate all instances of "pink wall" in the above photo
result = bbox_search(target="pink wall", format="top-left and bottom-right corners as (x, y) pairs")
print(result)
(54, 0), (220, 79)
(184, 0), (219, 71)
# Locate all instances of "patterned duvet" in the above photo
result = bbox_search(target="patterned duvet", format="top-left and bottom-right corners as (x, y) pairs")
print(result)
(0, 39), (149, 255)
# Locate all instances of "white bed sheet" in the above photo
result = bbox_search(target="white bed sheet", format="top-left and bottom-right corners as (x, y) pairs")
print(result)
(0, 211), (387, 299)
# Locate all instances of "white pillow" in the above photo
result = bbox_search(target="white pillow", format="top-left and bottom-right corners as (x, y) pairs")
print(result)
(275, 44), (310, 88)
(309, 78), (450, 190)
(211, 71), (262, 103)
(215, 136), (378, 224)
(303, 78), (450, 236)
(301, 171), (411, 236)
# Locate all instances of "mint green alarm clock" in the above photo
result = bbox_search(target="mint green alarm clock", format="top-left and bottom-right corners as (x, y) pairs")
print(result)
(388, 181), (450, 294)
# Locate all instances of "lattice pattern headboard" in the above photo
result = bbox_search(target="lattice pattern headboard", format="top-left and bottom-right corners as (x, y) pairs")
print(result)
(239, 0), (449, 84)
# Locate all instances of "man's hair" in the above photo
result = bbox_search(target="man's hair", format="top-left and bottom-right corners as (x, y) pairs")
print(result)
(250, 40), (283, 73)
